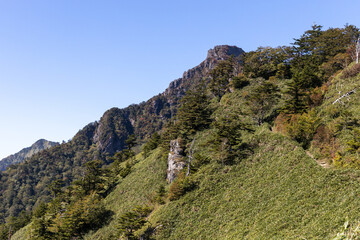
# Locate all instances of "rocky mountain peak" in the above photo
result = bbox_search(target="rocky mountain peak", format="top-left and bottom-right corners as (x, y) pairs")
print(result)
(164, 45), (244, 101)
(85, 45), (245, 156)
(206, 45), (245, 60)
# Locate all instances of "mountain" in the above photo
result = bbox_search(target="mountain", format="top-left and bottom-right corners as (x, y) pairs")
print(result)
(0, 45), (244, 224)
(93, 45), (244, 156)
(0, 139), (59, 171)
(5, 24), (360, 239)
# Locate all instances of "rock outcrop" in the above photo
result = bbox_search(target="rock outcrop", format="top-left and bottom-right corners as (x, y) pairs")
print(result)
(90, 45), (244, 157)
(167, 139), (186, 183)
(163, 45), (244, 101)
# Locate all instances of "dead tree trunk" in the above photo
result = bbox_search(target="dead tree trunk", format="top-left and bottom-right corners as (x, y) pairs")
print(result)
(8, 226), (12, 240)
(186, 139), (195, 176)
(332, 89), (356, 104)
(356, 37), (360, 64)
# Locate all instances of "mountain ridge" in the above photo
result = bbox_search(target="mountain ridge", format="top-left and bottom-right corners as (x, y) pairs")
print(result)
(0, 45), (244, 223)
(0, 139), (59, 171)
(92, 45), (244, 156)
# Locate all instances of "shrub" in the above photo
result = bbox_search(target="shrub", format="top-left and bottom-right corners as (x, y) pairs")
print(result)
(275, 110), (320, 148)
(340, 63), (360, 79)
(311, 125), (338, 160)
(308, 87), (324, 107)
(286, 110), (320, 148)
(168, 173), (196, 201)
(150, 185), (166, 204)
(230, 73), (250, 89)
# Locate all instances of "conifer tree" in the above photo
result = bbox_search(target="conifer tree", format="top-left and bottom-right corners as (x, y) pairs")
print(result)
(211, 106), (251, 164)
(116, 206), (152, 240)
(247, 79), (280, 125)
(142, 132), (160, 158)
(282, 75), (307, 114)
(209, 59), (235, 99)
(175, 87), (211, 138)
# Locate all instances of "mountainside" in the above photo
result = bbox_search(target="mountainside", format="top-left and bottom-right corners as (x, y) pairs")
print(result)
(0, 45), (244, 224)
(94, 45), (244, 156)
(86, 126), (360, 240)
(4, 24), (360, 239)
(0, 139), (58, 171)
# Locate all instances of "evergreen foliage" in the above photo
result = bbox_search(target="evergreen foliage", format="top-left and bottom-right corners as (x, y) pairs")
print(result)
(116, 205), (152, 240)
(282, 75), (307, 114)
(175, 88), (212, 137)
(246, 78), (280, 125)
(243, 46), (292, 79)
(209, 59), (236, 99)
(142, 132), (161, 158)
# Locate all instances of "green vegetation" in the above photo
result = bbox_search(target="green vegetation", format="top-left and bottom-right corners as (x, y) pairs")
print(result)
(115, 205), (152, 240)
(0, 139), (58, 171)
(150, 128), (360, 239)
(6, 24), (360, 239)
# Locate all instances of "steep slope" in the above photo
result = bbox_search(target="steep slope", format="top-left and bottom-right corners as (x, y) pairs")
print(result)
(83, 148), (167, 239)
(0, 139), (58, 171)
(9, 25), (360, 239)
(12, 86), (360, 239)
(0, 45), (244, 223)
(149, 128), (360, 239)
(307, 63), (360, 168)
(74, 127), (360, 239)
(94, 45), (244, 156)
(80, 80), (360, 239)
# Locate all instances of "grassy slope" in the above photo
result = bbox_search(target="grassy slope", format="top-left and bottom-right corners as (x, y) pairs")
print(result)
(79, 77), (360, 239)
(84, 148), (168, 239)
(12, 72), (360, 239)
(149, 128), (360, 239)
(13, 128), (360, 240)
(11, 225), (29, 240)
(312, 67), (360, 160)
(11, 149), (168, 240)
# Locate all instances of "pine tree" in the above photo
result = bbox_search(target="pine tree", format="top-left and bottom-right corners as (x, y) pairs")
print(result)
(125, 134), (136, 150)
(282, 75), (307, 114)
(116, 206), (152, 240)
(211, 106), (252, 164)
(209, 59), (235, 99)
(175, 88), (211, 138)
(247, 79), (280, 125)
(142, 132), (160, 158)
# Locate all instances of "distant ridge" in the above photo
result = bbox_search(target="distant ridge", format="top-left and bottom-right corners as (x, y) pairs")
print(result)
(0, 139), (59, 171)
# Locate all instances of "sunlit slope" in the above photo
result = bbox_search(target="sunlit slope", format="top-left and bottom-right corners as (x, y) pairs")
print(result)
(85, 148), (168, 239)
(147, 128), (360, 239)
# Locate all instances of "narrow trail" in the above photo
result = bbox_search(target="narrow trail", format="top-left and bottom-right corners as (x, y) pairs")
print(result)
(306, 151), (331, 168)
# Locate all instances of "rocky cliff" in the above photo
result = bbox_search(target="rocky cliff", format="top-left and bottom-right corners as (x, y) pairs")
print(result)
(167, 139), (186, 183)
(93, 45), (244, 156)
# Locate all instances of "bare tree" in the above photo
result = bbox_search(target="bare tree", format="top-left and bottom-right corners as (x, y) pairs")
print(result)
(186, 139), (195, 176)
(356, 37), (360, 64)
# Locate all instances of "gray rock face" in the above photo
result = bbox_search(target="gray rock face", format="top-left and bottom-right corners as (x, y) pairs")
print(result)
(167, 139), (186, 183)
(92, 108), (133, 156)
(207, 45), (244, 60)
(163, 45), (244, 101)
(87, 45), (244, 157)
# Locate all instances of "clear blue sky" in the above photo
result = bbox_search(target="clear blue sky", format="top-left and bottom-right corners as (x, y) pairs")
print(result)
(0, 0), (359, 159)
